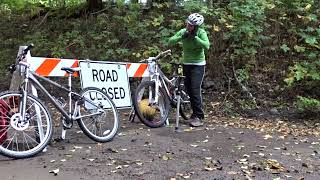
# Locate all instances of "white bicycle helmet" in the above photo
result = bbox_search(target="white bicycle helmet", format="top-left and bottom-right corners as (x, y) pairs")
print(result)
(187, 13), (204, 26)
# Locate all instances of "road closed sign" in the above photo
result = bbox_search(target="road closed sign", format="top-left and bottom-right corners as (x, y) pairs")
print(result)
(79, 61), (132, 108)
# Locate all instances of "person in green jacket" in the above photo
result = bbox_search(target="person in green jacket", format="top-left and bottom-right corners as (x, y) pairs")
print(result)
(168, 13), (210, 127)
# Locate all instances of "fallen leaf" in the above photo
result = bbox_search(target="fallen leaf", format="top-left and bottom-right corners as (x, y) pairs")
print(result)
(107, 148), (119, 153)
(162, 155), (170, 161)
(265, 159), (285, 172)
(227, 171), (238, 175)
(259, 153), (265, 157)
(49, 169), (59, 176)
(242, 165), (249, 170)
(263, 134), (273, 140)
(184, 128), (193, 132)
(182, 175), (190, 179)
(204, 167), (215, 171)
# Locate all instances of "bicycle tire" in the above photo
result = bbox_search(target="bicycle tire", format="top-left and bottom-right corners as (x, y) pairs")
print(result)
(0, 91), (52, 159)
(77, 87), (119, 142)
(179, 89), (192, 120)
(133, 81), (170, 128)
(171, 88), (191, 120)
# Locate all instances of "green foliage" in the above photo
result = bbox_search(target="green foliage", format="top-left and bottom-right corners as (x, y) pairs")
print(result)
(236, 68), (249, 84)
(223, 0), (268, 61)
(296, 96), (320, 112)
(1, 0), (320, 115)
(284, 60), (320, 87)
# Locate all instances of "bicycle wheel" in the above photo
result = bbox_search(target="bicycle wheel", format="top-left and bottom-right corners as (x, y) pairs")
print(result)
(0, 91), (52, 159)
(77, 87), (119, 142)
(179, 89), (192, 120)
(133, 81), (170, 128)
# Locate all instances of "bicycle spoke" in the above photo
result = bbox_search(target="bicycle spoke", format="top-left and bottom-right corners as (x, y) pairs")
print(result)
(1, 97), (15, 113)
(26, 102), (36, 113)
(23, 132), (31, 151)
(86, 117), (95, 128)
(15, 133), (19, 152)
(24, 132), (39, 145)
(0, 126), (11, 145)
(77, 88), (118, 142)
(0, 111), (10, 120)
(6, 131), (16, 150)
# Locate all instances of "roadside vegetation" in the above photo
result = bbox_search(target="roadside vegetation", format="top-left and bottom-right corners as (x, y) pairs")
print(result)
(0, 0), (319, 118)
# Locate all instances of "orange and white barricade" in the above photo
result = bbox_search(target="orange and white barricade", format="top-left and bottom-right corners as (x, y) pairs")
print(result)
(28, 57), (150, 78)
(14, 46), (152, 140)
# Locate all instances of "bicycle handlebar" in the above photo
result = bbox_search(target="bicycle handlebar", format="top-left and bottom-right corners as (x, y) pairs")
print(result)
(9, 44), (34, 73)
(139, 49), (172, 63)
(23, 43), (34, 55)
(154, 49), (171, 60)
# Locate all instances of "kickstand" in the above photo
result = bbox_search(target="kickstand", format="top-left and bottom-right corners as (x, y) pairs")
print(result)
(175, 94), (182, 133)
(61, 127), (67, 140)
(128, 108), (136, 122)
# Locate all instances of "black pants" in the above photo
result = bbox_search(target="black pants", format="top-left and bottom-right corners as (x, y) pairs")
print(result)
(183, 65), (205, 119)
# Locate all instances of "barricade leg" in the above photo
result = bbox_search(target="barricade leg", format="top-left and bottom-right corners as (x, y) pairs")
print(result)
(61, 128), (66, 140)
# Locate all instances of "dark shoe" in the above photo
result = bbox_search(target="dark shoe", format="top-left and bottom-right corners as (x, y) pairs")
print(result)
(181, 118), (192, 124)
(181, 115), (196, 124)
(189, 117), (204, 127)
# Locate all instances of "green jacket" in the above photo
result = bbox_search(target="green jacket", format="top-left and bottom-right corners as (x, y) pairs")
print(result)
(168, 28), (210, 64)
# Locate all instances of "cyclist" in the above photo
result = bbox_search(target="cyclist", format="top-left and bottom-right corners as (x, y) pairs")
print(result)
(168, 13), (210, 127)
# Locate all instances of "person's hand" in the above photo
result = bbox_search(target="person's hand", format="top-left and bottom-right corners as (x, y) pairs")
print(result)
(189, 32), (196, 39)
(189, 26), (198, 39)
(182, 31), (189, 39)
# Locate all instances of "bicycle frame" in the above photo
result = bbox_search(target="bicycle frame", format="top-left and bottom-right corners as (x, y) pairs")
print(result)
(148, 64), (176, 104)
(19, 62), (102, 123)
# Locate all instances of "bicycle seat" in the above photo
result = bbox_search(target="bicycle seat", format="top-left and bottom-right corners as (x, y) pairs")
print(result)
(61, 67), (80, 74)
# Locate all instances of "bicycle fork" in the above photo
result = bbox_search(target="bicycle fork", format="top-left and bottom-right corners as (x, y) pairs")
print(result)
(18, 71), (46, 150)
(149, 73), (160, 104)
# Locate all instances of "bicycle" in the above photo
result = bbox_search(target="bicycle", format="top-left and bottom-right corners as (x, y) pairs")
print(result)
(0, 44), (119, 159)
(132, 50), (192, 128)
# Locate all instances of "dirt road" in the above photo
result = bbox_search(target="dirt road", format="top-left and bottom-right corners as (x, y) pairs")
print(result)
(1, 113), (320, 180)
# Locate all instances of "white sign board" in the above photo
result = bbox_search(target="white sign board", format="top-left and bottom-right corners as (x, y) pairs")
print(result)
(79, 61), (132, 108)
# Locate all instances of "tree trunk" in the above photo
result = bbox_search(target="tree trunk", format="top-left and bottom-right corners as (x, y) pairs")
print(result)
(87, 0), (103, 11)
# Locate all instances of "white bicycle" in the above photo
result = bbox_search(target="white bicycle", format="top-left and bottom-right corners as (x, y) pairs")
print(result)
(132, 50), (191, 128)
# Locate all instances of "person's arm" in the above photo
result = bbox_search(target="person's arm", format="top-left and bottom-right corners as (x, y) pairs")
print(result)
(168, 29), (185, 45)
(195, 30), (210, 50)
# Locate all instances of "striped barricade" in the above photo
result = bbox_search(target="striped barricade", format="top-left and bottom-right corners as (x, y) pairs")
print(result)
(28, 57), (150, 78)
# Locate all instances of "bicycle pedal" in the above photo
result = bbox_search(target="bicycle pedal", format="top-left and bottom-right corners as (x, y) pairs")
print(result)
(62, 117), (73, 129)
